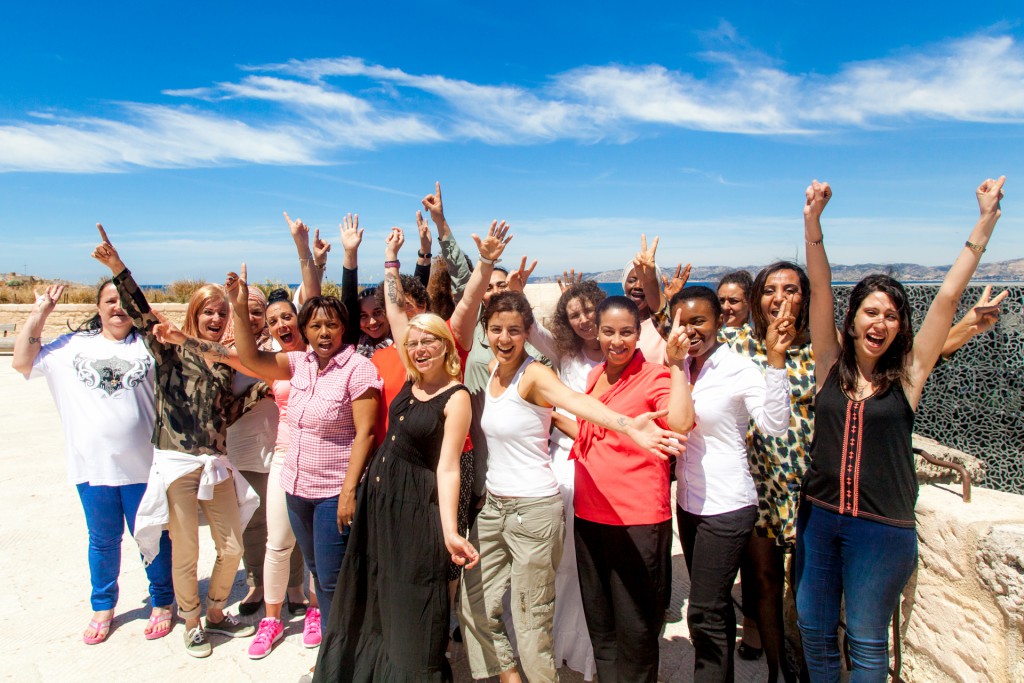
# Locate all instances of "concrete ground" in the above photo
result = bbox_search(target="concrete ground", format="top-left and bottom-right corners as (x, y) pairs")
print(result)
(0, 356), (768, 682)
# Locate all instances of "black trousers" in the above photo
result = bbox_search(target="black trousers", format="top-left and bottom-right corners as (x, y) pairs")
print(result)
(677, 504), (757, 683)
(575, 516), (672, 683)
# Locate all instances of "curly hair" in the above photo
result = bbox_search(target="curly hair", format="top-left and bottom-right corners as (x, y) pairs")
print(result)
(837, 274), (913, 396)
(427, 258), (456, 320)
(549, 280), (607, 359)
(375, 274), (429, 313)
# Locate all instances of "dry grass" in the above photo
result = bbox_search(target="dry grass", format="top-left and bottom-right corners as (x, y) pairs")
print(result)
(0, 277), (216, 305)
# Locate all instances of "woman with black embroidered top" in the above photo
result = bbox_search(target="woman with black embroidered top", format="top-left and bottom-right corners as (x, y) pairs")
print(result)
(91, 225), (265, 658)
(796, 177), (1005, 682)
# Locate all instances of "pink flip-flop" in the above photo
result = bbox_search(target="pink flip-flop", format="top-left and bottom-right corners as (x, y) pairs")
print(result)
(144, 609), (174, 640)
(83, 615), (113, 645)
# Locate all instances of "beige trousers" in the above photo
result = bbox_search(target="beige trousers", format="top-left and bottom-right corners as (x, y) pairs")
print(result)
(166, 468), (244, 619)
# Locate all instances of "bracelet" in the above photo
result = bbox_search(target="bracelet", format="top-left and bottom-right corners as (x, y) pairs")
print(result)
(315, 262), (326, 271)
(299, 257), (314, 263)
(384, 260), (400, 269)
(965, 240), (986, 254)
(479, 256), (499, 265)
(417, 251), (432, 259)
(806, 239), (824, 247)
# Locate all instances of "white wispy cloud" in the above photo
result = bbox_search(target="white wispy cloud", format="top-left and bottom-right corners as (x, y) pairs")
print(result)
(2, 31), (1023, 173)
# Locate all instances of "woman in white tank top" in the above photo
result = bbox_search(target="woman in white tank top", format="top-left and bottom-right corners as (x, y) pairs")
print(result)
(458, 292), (689, 683)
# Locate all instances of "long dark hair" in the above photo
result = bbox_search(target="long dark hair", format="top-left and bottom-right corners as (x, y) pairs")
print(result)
(750, 261), (811, 341)
(71, 280), (136, 340)
(837, 274), (913, 396)
(550, 280), (606, 358)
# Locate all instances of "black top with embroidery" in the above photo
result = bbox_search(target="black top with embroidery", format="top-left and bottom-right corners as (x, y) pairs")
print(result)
(803, 364), (918, 528)
(113, 269), (267, 455)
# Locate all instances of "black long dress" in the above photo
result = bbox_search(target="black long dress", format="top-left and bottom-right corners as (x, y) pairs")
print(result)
(315, 381), (468, 683)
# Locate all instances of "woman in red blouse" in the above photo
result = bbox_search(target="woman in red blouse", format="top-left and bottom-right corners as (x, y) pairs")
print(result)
(568, 295), (694, 683)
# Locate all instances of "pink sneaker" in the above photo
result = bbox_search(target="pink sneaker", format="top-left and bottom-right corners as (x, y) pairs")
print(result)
(247, 618), (284, 660)
(303, 607), (322, 648)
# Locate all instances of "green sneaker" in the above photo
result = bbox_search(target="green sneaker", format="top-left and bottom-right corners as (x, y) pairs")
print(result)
(204, 612), (256, 638)
(184, 625), (211, 658)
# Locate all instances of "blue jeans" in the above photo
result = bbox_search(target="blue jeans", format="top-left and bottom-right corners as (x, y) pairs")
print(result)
(76, 482), (174, 611)
(794, 503), (917, 683)
(286, 493), (348, 627)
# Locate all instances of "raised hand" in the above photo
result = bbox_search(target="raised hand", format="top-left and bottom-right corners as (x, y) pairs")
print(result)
(665, 308), (692, 365)
(384, 227), (405, 260)
(471, 220), (513, 263)
(961, 285), (1008, 335)
(421, 181), (444, 224)
(765, 298), (796, 363)
(225, 264), (249, 312)
(446, 533), (480, 570)
(313, 227), (331, 264)
(153, 316), (187, 346)
(662, 263), (691, 301)
(284, 211), (311, 243)
(557, 269), (582, 293)
(977, 176), (1006, 218)
(804, 179), (832, 221)
(91, 223), (127, 273)
(507, 256), (538, 292)
(33, 284), (65, 311)
(623, 409), (688, 460)
(632, 233), (659, 275)
(416, 210), (433, 256)
(340, 213), (363, 253)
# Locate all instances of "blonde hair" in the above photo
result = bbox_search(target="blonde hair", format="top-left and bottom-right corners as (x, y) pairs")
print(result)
(398, 313), (462, 383)
(182, 284), (228, 339)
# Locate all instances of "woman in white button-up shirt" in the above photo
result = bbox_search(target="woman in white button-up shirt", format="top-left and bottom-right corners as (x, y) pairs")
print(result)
(670, 286), (794, 682)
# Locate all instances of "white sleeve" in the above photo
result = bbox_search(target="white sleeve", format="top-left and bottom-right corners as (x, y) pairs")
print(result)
(528, 319), (560, 369)
(742, 364), (790, 437)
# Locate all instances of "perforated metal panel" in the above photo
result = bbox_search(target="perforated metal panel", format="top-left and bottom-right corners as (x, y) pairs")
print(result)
(833, 284), (1024, 494)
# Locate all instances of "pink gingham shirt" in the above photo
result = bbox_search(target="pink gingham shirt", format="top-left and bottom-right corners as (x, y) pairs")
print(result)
(279, 346), (382, 499)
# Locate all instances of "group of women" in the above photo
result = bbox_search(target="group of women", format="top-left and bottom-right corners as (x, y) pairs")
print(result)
(13, 176), (1006, 683)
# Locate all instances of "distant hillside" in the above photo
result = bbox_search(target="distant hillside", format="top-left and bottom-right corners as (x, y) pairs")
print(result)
(532, 257), (1024, 283)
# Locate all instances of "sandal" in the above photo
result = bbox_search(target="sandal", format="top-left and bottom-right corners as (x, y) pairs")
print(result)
(83, 613), (113, 645)
(145, 608), (174, 640)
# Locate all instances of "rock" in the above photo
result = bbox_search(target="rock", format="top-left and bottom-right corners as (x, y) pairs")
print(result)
(976, 524), (1024, 629)
(913, 434), (986, 486)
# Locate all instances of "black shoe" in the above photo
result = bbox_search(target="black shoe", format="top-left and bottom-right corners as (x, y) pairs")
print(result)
(288, 600), (309, 616)
(737, 641), (764, 661)
(238, 598), (264, 616)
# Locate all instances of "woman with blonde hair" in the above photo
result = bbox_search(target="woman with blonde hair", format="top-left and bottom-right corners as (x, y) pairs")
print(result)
(92, 226), (263, 658)
(315, 312), (478, 682)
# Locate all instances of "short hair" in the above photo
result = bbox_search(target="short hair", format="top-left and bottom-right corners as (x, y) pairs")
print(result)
(549, 280), (606, 358)
(375, 274), (429, 312)
(297, 296), (349, 343)
(596, 295), (640, 329)
(717, 270), (753, 300)
(481, 291), (535, 333)
(838, 274), (913, 396)
(750, 261), (811, 341)
(398, 313), (462, 383)
(670, 285), (723, 319)
(183, 284), (227, 338)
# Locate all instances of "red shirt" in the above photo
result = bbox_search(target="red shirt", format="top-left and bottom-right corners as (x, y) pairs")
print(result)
(371, 319), (471, 450)
(571, 351), (673, 525)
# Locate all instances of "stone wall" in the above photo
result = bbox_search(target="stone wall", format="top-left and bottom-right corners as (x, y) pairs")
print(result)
(900, 484), (1024, 682)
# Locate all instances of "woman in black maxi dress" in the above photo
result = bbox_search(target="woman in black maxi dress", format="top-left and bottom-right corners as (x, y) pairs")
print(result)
(315, 314), (477, 683)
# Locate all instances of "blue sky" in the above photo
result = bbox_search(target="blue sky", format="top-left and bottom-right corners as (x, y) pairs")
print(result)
(2, 2), (1023, 284)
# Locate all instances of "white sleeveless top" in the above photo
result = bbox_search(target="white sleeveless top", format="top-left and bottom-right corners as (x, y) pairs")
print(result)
(481, 357), (559, 497)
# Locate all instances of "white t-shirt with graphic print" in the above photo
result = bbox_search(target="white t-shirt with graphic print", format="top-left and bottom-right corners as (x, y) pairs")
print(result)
(30, 331), (156, 486)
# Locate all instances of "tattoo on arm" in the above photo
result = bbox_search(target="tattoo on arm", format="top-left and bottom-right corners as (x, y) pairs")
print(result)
(28, 336), (42, 345)
(385, 273), (400, 305)
(184, 337), (231, 361)
(616, 416), (628, 429)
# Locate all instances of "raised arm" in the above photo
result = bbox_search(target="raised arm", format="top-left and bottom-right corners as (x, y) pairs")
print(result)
(383, 227), (410, 345)
(225, 265), (292, 381)
(663, 307), (697, 434)
(634, 234), (665, 314)
(285, 212), (326, 305)
(905, 177), (1005, 407)
(803, 180), (838, 387)
(437, 389), (479, 568)
(340, 213), (364, 345)
(744, 300), (795, 436)
(940, 286), (1007, 358)
(447, 221), (513, 350)
(423, 182), (473, 300)
(91, 224), (162, 336)
(12, 284), (65, 377)
(414, 211), (433, 288)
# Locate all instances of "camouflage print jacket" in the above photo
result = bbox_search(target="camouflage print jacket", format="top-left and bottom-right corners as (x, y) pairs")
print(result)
(113, 269), (267, 455)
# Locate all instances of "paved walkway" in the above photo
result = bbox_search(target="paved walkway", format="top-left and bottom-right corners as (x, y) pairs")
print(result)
(0, 356), (767, 682)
